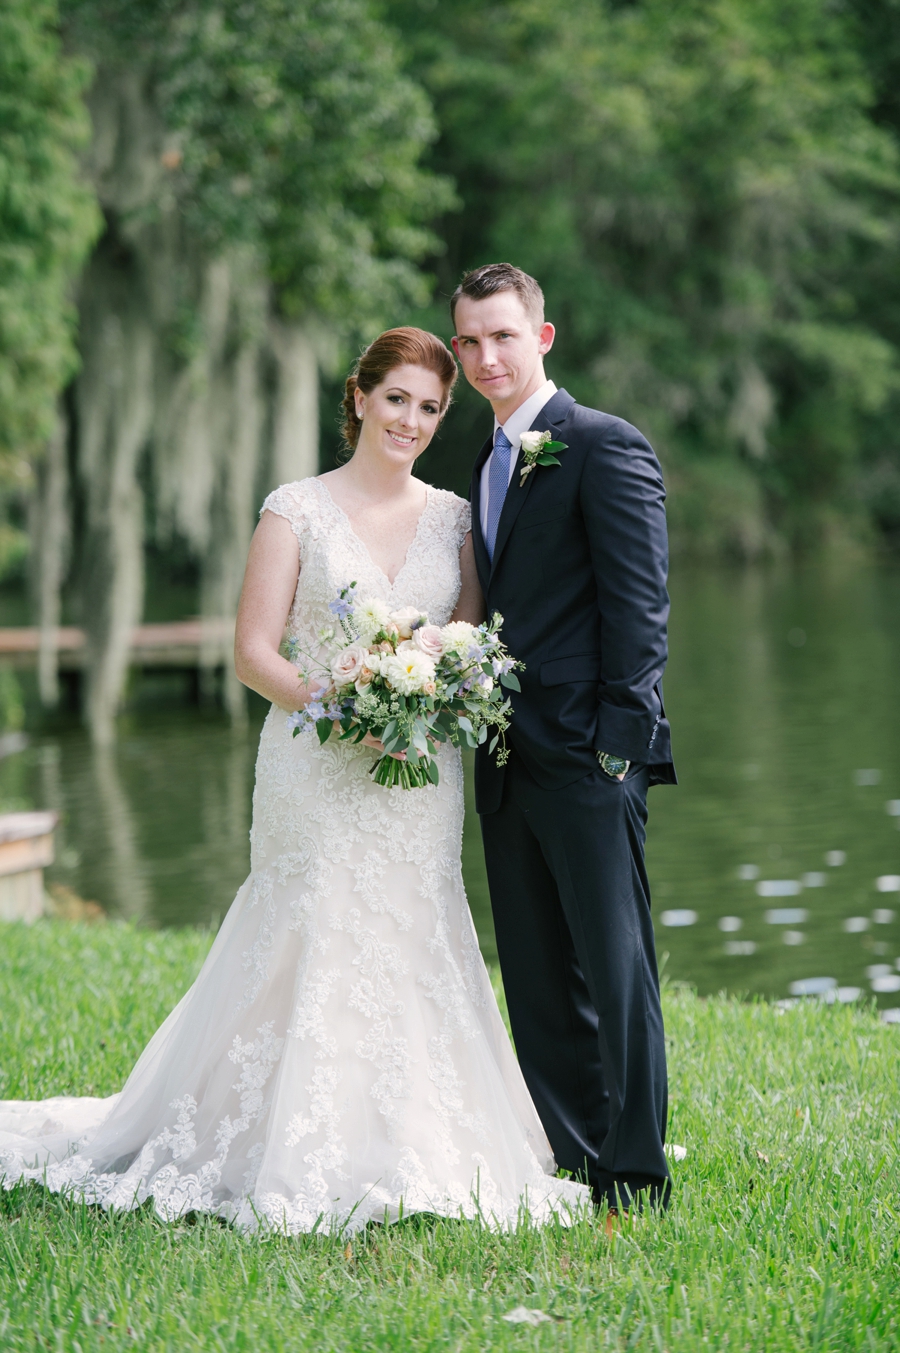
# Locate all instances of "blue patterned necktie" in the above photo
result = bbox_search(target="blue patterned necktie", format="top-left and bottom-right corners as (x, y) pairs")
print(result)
(485, 428), (513, 561)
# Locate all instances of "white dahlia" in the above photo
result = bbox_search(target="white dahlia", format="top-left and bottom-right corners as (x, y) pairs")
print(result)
(380, 649), (437, 696)
(440, 620), (479, 655)
(353, 597), (391, 644)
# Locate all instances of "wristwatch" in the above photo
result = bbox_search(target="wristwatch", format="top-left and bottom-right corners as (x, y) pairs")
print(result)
(598, 752), (630, 777)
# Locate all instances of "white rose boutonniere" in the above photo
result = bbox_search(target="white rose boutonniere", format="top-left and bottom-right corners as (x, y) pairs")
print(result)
(518, 430), (568, 487)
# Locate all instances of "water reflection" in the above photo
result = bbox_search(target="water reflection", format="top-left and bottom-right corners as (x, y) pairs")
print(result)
(91, 748), (152, 919)
(647, 563), (900, 1005)
(1, 563), (898, 1008)
(3, 709), (259, 930)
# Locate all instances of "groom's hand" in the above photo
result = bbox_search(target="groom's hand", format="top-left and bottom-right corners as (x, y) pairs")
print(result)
(598, 751), (629, 781)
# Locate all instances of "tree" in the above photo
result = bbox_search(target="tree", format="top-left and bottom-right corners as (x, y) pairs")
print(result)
(842, 0), (900, 545)
(388, 0), (900, 557)
(63, 0), (452, 329)
(27, 0), (453, 740)
(0, 0), (99, 471)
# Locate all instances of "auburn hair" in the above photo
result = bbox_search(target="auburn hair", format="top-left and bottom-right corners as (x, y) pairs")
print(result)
(341, 327), (458, 452)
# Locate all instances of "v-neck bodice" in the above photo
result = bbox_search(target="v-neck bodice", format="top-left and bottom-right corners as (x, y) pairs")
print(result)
(261, 476), (471, 660)
(312, 479), (433, 590)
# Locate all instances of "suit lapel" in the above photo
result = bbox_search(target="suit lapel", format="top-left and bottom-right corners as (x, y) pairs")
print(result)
(489, 388), (575, 578)
(469, 432), (493, 591)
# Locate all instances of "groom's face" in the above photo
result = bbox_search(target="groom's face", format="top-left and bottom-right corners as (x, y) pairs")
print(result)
(452, 292), (554, 417)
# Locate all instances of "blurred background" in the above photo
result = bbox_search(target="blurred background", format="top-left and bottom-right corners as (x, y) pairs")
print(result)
(1, 0), (899, 1005)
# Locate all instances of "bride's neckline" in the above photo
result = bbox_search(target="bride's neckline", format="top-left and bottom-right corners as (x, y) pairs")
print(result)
(313, 477), (433, 589)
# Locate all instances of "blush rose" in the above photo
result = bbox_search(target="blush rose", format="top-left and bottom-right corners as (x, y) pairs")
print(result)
(412, 625), (444, 660)
(330, 645), (366, 687)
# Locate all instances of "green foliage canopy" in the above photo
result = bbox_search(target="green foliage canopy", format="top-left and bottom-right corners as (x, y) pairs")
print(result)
(6, 0), (900, 557)
(0, 0), (99, 475)
(390, 0), (900, 555)
(63, 0), (455, 328)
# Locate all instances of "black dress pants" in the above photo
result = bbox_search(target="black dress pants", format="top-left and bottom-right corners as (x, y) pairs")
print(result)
(480, 752), (670, 1209)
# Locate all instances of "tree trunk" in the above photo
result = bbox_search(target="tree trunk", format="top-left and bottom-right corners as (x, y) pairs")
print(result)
(270, 319), (320, 485)
(30, 407), (70, 707)
(61, 69), (321, 741)
(76, 235), (154, 746)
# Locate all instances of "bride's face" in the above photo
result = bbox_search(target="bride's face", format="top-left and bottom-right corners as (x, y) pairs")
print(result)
(354, 364), (445, 467)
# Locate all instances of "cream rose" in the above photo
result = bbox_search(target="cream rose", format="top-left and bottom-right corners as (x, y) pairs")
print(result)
(390, 606), (424, 640)
(330, 644), (366, 687)
(380, 649), (437, 696)
(413, 624), (444, 660)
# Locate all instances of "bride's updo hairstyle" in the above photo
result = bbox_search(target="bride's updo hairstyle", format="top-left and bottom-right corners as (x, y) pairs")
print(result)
(341, 327), (458, 452)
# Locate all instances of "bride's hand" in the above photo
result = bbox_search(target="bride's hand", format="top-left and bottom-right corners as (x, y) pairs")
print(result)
(359, 730), (405, 760)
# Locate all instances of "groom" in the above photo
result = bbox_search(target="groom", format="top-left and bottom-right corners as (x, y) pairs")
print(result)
(451, 263), (676, 1213)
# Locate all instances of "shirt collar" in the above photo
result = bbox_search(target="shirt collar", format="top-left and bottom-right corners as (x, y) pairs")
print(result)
(493, 379), (558, 450)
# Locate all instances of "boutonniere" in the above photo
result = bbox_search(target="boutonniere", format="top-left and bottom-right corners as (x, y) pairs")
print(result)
(518, 430), (568, 487)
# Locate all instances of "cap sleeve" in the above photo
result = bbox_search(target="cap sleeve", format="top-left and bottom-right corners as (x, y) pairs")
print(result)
(455, 497), (472, 550)
(260, 480), (313, 556)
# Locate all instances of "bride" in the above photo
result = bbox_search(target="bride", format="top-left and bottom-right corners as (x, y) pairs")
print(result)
(0, 327), (589, 1234)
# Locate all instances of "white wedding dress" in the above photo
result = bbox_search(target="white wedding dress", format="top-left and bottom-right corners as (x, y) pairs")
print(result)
(0, 478), (589, 1234)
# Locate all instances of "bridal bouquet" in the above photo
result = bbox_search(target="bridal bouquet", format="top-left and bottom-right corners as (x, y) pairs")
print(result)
(286, 585), (521, 789)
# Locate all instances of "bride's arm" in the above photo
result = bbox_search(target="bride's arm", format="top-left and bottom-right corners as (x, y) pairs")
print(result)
(450, 531), (486, 626)
(234, 511), (313, 710)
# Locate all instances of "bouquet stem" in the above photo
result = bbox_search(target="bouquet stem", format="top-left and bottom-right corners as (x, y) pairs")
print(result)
(371, 754), (435, 789)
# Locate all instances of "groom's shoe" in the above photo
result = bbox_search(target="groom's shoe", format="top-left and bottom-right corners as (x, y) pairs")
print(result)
(603, 1208), (627, 1239)
(592, 1176), (671, 1217)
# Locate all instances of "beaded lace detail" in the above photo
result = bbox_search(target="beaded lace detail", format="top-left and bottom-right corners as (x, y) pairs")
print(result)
(0, 479), (589, 1233)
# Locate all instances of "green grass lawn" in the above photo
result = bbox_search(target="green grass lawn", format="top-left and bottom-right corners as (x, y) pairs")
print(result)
(1, 920), (898, 1351)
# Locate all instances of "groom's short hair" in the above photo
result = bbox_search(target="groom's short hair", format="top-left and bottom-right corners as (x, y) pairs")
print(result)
(450, 263), (544, 330)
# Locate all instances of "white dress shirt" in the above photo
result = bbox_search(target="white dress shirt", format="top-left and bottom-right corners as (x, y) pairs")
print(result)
(479, 379), (557, 538)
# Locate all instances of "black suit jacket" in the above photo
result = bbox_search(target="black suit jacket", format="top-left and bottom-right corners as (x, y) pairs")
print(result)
(470, 388), (676, 815)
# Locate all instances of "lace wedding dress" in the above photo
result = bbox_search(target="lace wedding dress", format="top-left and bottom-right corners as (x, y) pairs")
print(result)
(0, 478), (589, 1234)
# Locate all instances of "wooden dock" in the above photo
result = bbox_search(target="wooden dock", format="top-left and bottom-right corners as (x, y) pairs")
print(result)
(0, 619), (235, 670)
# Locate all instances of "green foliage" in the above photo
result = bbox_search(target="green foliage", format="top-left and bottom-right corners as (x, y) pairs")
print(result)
(63, 0), (455, 329)
(7, 0), (900, 557)
(839, 0), (900, 545)
(0, 0), (100, 474)
(0, 522), (28, 583)
(390, 0), (900, 556)
(1, 919), (899, 1349)
(0, 668), (24, 733)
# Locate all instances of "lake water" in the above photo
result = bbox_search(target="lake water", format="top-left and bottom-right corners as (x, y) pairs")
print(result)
(3, 564), (900, 1011)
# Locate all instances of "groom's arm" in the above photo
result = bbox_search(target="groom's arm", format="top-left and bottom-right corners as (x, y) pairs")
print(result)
(579, 417), (670, 765)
